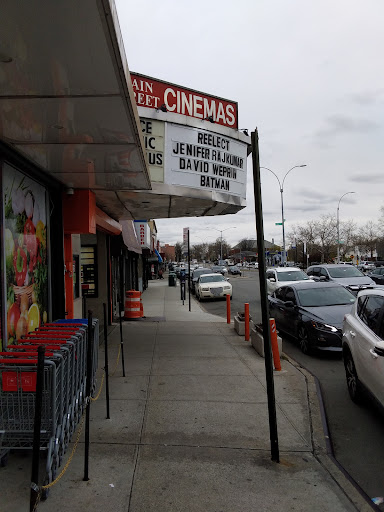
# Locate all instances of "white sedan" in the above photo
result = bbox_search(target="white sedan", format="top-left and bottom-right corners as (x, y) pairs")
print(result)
(196, 273), (232, 301)
(266, 267), (313, 295)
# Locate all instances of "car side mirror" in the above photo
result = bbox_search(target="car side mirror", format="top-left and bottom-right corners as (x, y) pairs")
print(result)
(269, 277), (276, 282)
(319, 276), (327, 281)
(284, 301), (295, 308)
(226, 277), (230, 281)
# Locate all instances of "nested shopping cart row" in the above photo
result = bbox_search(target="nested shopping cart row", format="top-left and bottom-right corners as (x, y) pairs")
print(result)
(0, 318), (99, 489)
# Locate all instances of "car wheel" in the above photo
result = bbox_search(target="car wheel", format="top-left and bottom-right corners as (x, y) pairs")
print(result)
(297, 325), (312, 355)
(344, 350), (361, 403)
(197, 292), (202, 302)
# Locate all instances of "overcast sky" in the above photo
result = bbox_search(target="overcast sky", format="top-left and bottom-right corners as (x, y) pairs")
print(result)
(115, 0), (384, 248)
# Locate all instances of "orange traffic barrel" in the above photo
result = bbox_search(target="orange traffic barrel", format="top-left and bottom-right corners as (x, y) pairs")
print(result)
(124, 290), (142, 319)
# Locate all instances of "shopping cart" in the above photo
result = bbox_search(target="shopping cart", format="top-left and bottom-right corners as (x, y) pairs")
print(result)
(0, 319), (99, 493)
(0, 354), (62, 488)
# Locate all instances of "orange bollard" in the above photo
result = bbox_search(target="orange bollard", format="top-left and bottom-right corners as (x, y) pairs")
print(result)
(269, 318), (281, 371)
(245, 303), (250, 341)
(226, 294), (231, 324)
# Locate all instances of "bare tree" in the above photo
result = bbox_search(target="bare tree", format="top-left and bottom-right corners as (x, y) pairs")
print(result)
(175, 242), (183, 262)
(191, 243), (208, 261)
(339, 219), (357, 259)
(313, 214), (337, 262)
(237, 238), (256, 251)
(355, 221), (380, 259)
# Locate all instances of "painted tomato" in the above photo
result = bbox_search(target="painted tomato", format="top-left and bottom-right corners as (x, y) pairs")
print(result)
(7, 303), (21, 338)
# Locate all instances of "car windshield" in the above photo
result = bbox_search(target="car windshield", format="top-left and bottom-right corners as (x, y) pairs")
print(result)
(193, 269), (211, 279)
(327, 267), (365, 278)
(277, 270), (309, 282)
(200, 275), (226, 283)
(297, 286), (356, 307)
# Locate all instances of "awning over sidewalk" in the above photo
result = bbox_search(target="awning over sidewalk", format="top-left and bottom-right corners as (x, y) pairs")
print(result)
(121, 220), (142, 254)
(0, 0), (151, 220)
(154, 249), (163, 263)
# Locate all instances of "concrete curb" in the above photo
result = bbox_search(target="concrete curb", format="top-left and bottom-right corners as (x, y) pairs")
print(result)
(283, 353), (378, 512)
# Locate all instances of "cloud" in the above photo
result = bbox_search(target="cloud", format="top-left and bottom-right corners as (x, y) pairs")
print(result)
(314, 114), (379, 142)
(351, 89), (384, 105)
(350, 173), (384, 183)
(288, 203), (326, 213)
(296, 188), (331, 201)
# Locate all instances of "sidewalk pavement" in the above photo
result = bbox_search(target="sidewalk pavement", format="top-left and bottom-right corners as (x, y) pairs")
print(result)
(1, 278), (373, 511)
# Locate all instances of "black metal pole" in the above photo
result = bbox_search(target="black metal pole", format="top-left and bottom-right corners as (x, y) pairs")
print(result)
(251, 129), (280, 463)
(103, 303), (110, 419)
(83, 310), (94, 481)
(30, 345), (45, 512)
(188, 229), (191, 312)
(119, 295), (126, 377)
(82, 295), (87, 319)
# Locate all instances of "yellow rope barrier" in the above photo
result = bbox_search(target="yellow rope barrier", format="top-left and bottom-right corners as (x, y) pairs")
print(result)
(32, 343), (122, 509)
(91, 371), (105, 402)
(110, 344), (121, 376)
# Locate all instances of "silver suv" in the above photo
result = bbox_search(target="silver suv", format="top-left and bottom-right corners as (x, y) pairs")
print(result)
(306, 264), (375, 295)
(342, 288), (384, 406)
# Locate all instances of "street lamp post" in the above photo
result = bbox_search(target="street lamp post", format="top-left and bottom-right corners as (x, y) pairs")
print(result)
(337, 192), (355, 263)
(208, 227), (236, 262)
(260, 165), (306, 265)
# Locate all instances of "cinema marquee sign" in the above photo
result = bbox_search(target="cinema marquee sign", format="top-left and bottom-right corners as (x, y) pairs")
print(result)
(166, 123), (246, 197)
(131, 73), (238, 129)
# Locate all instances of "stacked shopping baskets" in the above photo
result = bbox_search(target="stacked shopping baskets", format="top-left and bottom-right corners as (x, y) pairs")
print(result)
(0, 318), (99, 491)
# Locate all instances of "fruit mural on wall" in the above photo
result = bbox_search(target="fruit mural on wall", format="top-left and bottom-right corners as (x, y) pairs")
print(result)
(3, 165), (48, 349)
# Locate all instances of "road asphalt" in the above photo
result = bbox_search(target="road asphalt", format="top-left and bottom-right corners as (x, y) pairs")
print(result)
(0, 276), (376, 511)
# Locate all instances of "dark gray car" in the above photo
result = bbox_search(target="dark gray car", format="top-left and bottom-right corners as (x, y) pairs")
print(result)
(268, 281), (356, 354)
(190, 268), (212, 294)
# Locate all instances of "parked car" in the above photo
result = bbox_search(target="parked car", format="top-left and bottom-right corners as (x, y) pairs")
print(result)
(266, 267), (313, 295)
(195, 273), (232, 301)
(306, 264), (376, 295)
(228, 265), (242, 275)
(211, 265), (228, 275)
(342, 288), (384, 407)
(268, 281), (356, 354)
(367, 267), (384, 285)
(190, 268), (212, 294)
(357, 261), (375, 272)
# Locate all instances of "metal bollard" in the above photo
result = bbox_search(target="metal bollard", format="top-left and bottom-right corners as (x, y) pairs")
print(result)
(245, 303), (250, 341)
(270, 318), (282, 371)
(226, 294), (231, 324)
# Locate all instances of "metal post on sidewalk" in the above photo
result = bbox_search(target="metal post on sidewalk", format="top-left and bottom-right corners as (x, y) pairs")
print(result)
(226, 294), (231, 324)
(188, 228), (191, 312)
(251, 129), (280, 463)
(103, 303), (110, 419)
(84, 310), (94, 481)
(119, 296), (126, 377)
(244, 303), (250, 341)
(82, 295), (87, 319)
(30, 345), (45, 512)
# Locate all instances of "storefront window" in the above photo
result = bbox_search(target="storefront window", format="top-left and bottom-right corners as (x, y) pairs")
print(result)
(3, 164), (49, 347)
